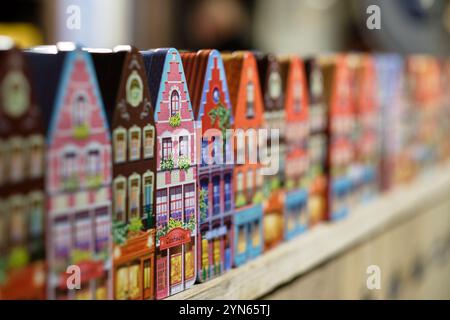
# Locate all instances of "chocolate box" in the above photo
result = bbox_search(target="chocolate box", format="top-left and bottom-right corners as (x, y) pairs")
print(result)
(222, 51), (264, 266)
(26, 45), (112, 300)
(91, 46), (157, 300)
(0, 43), (46, 299)
(181, 49), (234, 282)
(279, 55), (309, 238)
(141, 48), (197, 299)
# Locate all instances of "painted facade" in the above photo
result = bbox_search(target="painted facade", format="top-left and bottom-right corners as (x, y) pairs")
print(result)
(280, 56), (309, 239)
(0, 47), (46, 299)
(255, 53), (285, 250)
(92, 47), (157, 300)
(181, 50), (234, 282)
(142, 48), (197, 299)
(320, 54), (354, 221)
(27, 47), (112, 300)
(222, 51), (264, 267)
(351, 55), (379, 203)
(305, 58), (328, 226)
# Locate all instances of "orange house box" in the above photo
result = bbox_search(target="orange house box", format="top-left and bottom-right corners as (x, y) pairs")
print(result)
(222, 51), (264, 266)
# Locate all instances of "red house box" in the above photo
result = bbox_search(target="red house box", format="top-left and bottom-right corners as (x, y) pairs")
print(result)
(319, 54), (355, 221)
(26, 44), (112, 300)
(279, 55), (309, 239)
(91, 46), (157, 300)
(181, 49), (234, 282)
(222, 51), (264, 267)
(0, 42), (46, 299)
(141, 48), (197, 299)
(254, 52), (285, 250)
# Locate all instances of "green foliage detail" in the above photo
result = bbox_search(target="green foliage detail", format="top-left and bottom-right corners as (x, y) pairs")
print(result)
(128, 217), (144, 235)
(208, 102), (231, 136)
(112, 220), (128, 245)
(160, 156), (174, 171)
(8, 247), (29, 270)
(235, 193), (247, 208)
(199, 188), (208, 221)
(178, 155), (191, 172)
(169, 112), (181, 127)
(252, 191), (263, 205)
(73, 123), (90, 139)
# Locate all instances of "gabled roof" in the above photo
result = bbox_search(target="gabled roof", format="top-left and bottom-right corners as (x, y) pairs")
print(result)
(221, 51), (244, 115)
(141, 48), (194, 122)
(25, 46), (109, 143)
(91, 50), (128, 128)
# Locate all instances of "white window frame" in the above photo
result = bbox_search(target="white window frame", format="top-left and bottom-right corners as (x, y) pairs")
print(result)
(28, 135), (44, 179)
(128, 173), (141, 219)
(113, 127), (127, 164)
(143, 125), (155, 159)
(114, 176), (127, 222)
(128, 126), (141, 161)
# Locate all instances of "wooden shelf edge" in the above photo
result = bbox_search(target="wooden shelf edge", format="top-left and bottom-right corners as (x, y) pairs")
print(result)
(168, 163), (450, 300)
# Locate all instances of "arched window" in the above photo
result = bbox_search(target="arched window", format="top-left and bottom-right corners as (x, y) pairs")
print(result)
(73, 92), (88, 127)
(246, 82), (255, 119)
(170, 90), (180, 116)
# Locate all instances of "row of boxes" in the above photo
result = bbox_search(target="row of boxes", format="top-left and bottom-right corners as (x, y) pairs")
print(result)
(0, 40), (448, 299)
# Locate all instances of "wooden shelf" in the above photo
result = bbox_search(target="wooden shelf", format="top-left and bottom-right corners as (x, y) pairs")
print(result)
(168, 163), (450, 300)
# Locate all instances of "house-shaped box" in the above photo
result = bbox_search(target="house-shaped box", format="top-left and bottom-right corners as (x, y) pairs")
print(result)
(319, 54), (354, 221)
(351, 54), (379, 203)
(181, 49), (234, 282)
(141, 48), (197, 299)
(26, 44), (112, 300)
(279, 55), (309, 239)
(254, 52), (285, 250)
(0, 43), (46, 299)
(305, 57), (328, 226)
(222, 51), (264, 266)
(91, 46), (157, 300)
(374, 54), (405, 191)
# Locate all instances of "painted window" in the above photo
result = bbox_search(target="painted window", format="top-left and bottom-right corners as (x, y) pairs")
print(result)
(157, 258), (167, 293)
(9, 196), (26, 244)
(95, 207), (110, 253)
(293, 80), (303, 113)
(200, 178), (209, 220)
(252, 220), (260, 247)
(128, 174), (141, 220)
(61, 150), (77, 187)
(170, 90), (180, 116)
(156, 190), (168, 228)
(114, 176), (126, 222)
(1, 70), (30, 118)
(143, 125), (155, 159)
(246, 169), (254, 192)
(10, 137), (24, 183)
(0, 140), (6, 186)
(73, 92), (88, 127)
(237, 225), (246, 254)
(170, 253), (182, 285)
(170, 186), (182, 221)
(162, 138), (172, 160)
(143, 259), (152, 290)
(115, 262), (140, 300)
(213, 239), (221, 267)
(269, 71), (282, 100)
(54, 216), (71, 258)
(29, 135), (44, 179)
(75, 211), (91, 250)
(29, 192), (44, 238)
(224, 174), (232, 212)
(201, 238), (209, 277)
(213, 87), (220, 104)
(113, 128), (127, 164)
(142, 171), (154, 220)
(236, 171), (244, 193)
(179, 136), (188, 157)
(256, 168), (263, 188)
(212, 176), (220, 215)
(184, 243), (195, 280)
(246, 82), (255, 119)
(129, 126), (141, 161)
(87, 148), (101, 177)
(201, 138), (208, 166)
(184, 183), (195, 222)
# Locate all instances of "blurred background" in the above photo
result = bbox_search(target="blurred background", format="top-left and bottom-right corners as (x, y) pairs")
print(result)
(1, 0), (450, 54)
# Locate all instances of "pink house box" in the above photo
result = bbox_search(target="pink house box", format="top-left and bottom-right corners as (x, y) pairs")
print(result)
(26, 45), (112, 300)
(142, 48), (197, 299)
